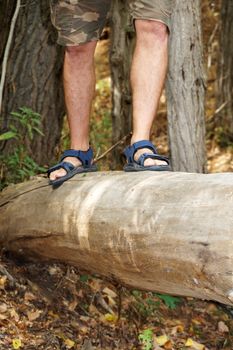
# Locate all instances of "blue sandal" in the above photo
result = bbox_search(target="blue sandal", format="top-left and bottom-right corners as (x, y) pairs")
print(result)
(47, 148), (97, 186)
(123, 140), (171, 172)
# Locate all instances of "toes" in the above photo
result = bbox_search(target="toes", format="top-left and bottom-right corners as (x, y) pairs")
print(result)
(134, 148), (167, 166)
(49, 169), (66, 180)
(49, 156), (81, 181)
(144, 158), (167, 166)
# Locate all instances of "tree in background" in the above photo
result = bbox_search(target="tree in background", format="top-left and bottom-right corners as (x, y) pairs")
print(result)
(110, 0), (134, 168)
(217, 0), (233, 140)
(110, 0), (206, 172)
(0, 0), (65, 165)
(166, 0), (206, 173)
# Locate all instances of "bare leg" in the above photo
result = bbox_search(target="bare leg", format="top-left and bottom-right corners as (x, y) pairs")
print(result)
(131, 20), (169, 166)
(49, 41), (97, 181)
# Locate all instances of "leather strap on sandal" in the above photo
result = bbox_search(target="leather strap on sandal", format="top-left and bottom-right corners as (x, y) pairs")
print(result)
(124, 140), (159, 164)
(61, 148), (94, 168)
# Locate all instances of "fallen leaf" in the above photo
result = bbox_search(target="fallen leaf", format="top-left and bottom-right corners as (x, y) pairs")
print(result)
(104, 295), (116, 307)
(68, 299), (78, 311)
(155, 334), (169, 346)
(102, 313), (117, 323)
(89, 278), (102, 291)
(0, 314), (8, 320)
(218, 321), (229, 333)
(12, 339), (22, 349)
(185, 338), (205, 350)
(0, 302), (8, 313)
(48, 310), (59, 319)
(192, 319), (201, 325)
(103, 287), (117, 298)
(24, 292), (36, 302)
(10, 308), (20, 322)
(64, 338), (75, 349)
(171, 324), (184, 334)
(48, 266), (58, 275)
(27, 309), (41, 321)
(164, 340), (173, 349)
(79, 326), (89, 334)
(0, 276), (7, 289)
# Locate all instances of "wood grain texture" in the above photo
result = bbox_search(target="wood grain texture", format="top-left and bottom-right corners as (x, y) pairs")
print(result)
(218, 0), (233, 135)
(1, 0), (65, 164)
(0, 171), (233, 305)
(110, 0), (134, 168)
(167, 0), (206, 172)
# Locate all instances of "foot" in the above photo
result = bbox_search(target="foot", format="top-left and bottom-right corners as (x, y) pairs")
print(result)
(49, 157), (82, 181)
(133, 147), (168, 166)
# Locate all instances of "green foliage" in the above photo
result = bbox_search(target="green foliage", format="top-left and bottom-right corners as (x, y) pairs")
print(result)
(10, 107), (44, 140)
(0, 107), (45, 190)
(131, 291), (160, 319)
(79, 274), (89, 282)
(138, 329), (153, 350)
(155, 293), (181, 309)
(0, 131), (17, 141)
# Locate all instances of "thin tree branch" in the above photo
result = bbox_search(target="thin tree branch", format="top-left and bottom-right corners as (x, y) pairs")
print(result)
(207, 100), (229, 121)
(0, 0), (21, 115)
(94, 133), (131, 163)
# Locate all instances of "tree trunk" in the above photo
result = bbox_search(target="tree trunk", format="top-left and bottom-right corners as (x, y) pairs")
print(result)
(110, 1), (134, 168)
(217, 0), (233, 136)
(0, 0), (65, 165)
(0, 171), (233, 306)
(166, 0), (206, 173)
(0, 1), (15, 65)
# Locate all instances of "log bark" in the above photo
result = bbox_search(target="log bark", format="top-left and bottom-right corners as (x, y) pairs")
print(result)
(166, 0), (206, 173)
(0, 171), (233, 306)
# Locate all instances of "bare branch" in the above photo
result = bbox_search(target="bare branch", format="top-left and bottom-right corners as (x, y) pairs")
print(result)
(94, 133), (131, 163)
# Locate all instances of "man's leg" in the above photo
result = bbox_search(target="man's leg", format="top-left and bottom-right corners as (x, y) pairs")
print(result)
(49, 0), (111, 182)
(49, 41), (97, 181)
(130, 19), (169, 166)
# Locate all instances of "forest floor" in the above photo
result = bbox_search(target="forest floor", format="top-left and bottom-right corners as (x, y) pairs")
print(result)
(1, 2), (233, 349)
(0, 255), (232, 350)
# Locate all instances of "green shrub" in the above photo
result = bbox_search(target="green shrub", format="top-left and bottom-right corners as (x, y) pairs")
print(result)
(0, 107), (45, 190)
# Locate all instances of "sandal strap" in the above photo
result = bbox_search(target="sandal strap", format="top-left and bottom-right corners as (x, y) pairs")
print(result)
(61, 148), (93, 167)
(124, 140), (157, 163)
(138, 153), (169, 166)
(47, 161), (75, 176)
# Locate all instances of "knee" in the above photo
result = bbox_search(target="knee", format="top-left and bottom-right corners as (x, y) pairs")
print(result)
(65, 41), (97, 60)
(135, 20), (168, 43)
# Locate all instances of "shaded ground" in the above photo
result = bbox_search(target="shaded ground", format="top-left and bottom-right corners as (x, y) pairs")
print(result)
(0, 256), (232, 350)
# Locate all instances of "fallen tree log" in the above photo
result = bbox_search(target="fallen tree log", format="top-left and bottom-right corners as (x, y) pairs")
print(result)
(0, 171), (233, 305)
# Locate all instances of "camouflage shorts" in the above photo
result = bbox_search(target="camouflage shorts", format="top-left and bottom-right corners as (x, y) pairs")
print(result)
(50, 0), (174, 46)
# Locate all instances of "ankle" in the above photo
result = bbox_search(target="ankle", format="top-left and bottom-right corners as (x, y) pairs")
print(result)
(70, 142), (90, 151)
(131, 135), (150, 145)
